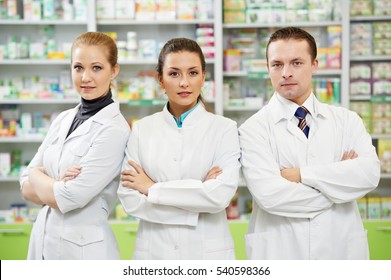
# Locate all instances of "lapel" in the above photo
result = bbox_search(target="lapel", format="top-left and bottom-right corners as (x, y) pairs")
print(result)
(64, 101), (119, 142)
(57, 105), (79, 145)
(267, 93), (308, 143)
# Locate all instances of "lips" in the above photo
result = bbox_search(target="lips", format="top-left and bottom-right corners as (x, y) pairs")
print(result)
(178, 91), (191, 97)
(281, 83), (296, 87)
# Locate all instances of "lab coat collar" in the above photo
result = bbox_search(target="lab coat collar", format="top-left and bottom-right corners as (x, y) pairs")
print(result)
(162, 102), (207, 128)
(268, 92), (327, 124)
(65, 101), (120, 141)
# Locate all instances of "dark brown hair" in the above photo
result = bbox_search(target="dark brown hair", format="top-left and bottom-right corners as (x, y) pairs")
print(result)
(266, 27), (317, 62)
(157, 38), (206, 104)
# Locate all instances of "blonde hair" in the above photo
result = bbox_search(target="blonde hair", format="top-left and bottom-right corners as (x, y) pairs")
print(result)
(71, 32), (118, 67)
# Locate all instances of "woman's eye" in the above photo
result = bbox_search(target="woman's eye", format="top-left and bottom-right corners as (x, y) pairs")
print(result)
(93, 66), (102, 71)
(73, 65), (82, 71)
(169, 72), (179, 77)
(189, 71), (198, 76)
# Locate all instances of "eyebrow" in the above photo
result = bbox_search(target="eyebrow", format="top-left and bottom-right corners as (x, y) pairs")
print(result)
(167, 66), (200, 70)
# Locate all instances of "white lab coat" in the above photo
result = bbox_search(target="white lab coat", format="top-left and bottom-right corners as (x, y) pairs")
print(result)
(239, 93), (380, 260)
(20, 101), (129, 260)
(118, 104), (241, 260)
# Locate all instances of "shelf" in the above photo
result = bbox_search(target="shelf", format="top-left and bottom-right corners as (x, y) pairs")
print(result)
(224, 106), (261, 112)
(97, 19), (214, 25)
(119, 58), (214, 65)
(350, 95), (371, 101)
(223, 69), (341, 78)
(0, 59), (69, 65)
(0, 99), (131, 105)
(1, 58), (215, 66)
(371, 134), (391, 140)
(0, 99), (79, 104)
(350, 55), (391, 62)
(0, 19), (87, 25)
(126, 99), (167, 107)
(223, 21), (342, 29)
(0, 176), (19, 182)
(350, 16), (391, 22)
(381, 173), (391, 179)
(0, 136), (45, 143)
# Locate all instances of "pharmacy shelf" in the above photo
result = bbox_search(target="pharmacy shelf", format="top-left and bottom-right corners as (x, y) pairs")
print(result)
(223, 21), (342, 29)
(381, 174), (391, 179)
(223, 69), (342, 78)
(349, 95), (371, 101)
(0, 99), (79, 104)
(0, 19), (87, 25)
(0, 176), (19, 182)
(372, 134), (391, 140)
(350, 55), (391, 62)
(0, 136), (45, 143)
(0, 99), (133, 105)
(97, 19), (214, 25)
(224, 105), (261, 112)
(350, 16), (391, 22)
(0, 59), (69, 65)
(119, 58), (215, 65)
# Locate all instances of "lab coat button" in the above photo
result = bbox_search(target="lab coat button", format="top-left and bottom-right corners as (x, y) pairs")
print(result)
(174, 245), (179, 250)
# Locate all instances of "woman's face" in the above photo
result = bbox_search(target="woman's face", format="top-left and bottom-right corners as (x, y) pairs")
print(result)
(71, 44), (119, 100)
(158, 51), (206, 117)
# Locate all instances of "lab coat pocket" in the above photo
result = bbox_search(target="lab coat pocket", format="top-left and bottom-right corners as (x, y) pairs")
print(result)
(245, 231), (307, 260)
(347, 230), (369, 260)
(245, 232), (269, 260)
(132, 237), (149, 260)
(203, 237), (235, 260)
(70, 145), (90, 165)
(60, 225), (104, 259)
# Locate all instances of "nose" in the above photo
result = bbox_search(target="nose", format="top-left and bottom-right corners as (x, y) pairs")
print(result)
(82, 70), (92, 82)
(179, 76), (189, 88)
(282, 65), (293, 79)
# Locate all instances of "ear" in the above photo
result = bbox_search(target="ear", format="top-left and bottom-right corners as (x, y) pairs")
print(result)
(111, 64), (120, 80)
(311, 58), (318, 74)
(157, 74), (164, 90)
(202, 70), (206, 86)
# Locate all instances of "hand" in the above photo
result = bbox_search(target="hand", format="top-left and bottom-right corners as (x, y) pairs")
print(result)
(120, 161), (155, 196)
(280, 168), (301, 183)
(341, 150), (358, 161)
(204, 166), (222, 182)
(61, 166), (81, 182)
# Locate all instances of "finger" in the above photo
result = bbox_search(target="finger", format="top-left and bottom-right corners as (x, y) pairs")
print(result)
(120, 174), (135, 182)
(341, 151), (348, 161)
(129, 161), (144, 174)
(121, 169), (137, 176)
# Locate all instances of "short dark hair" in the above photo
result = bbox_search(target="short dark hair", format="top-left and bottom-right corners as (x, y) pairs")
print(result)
(266, 27), (317, 62)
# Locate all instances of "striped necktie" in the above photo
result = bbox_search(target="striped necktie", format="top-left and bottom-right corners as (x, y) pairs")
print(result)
(295, 106), (310, 138)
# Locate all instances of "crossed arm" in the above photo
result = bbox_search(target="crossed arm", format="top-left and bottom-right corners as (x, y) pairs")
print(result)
(22, 166), (81, 209)
(281, 150), (358, 183)
(120, 161), (222, 195)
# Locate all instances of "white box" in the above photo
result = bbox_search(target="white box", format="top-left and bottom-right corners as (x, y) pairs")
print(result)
(116, 0), (135, 19)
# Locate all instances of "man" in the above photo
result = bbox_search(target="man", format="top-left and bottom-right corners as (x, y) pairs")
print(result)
(239, 27), (380, 259)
